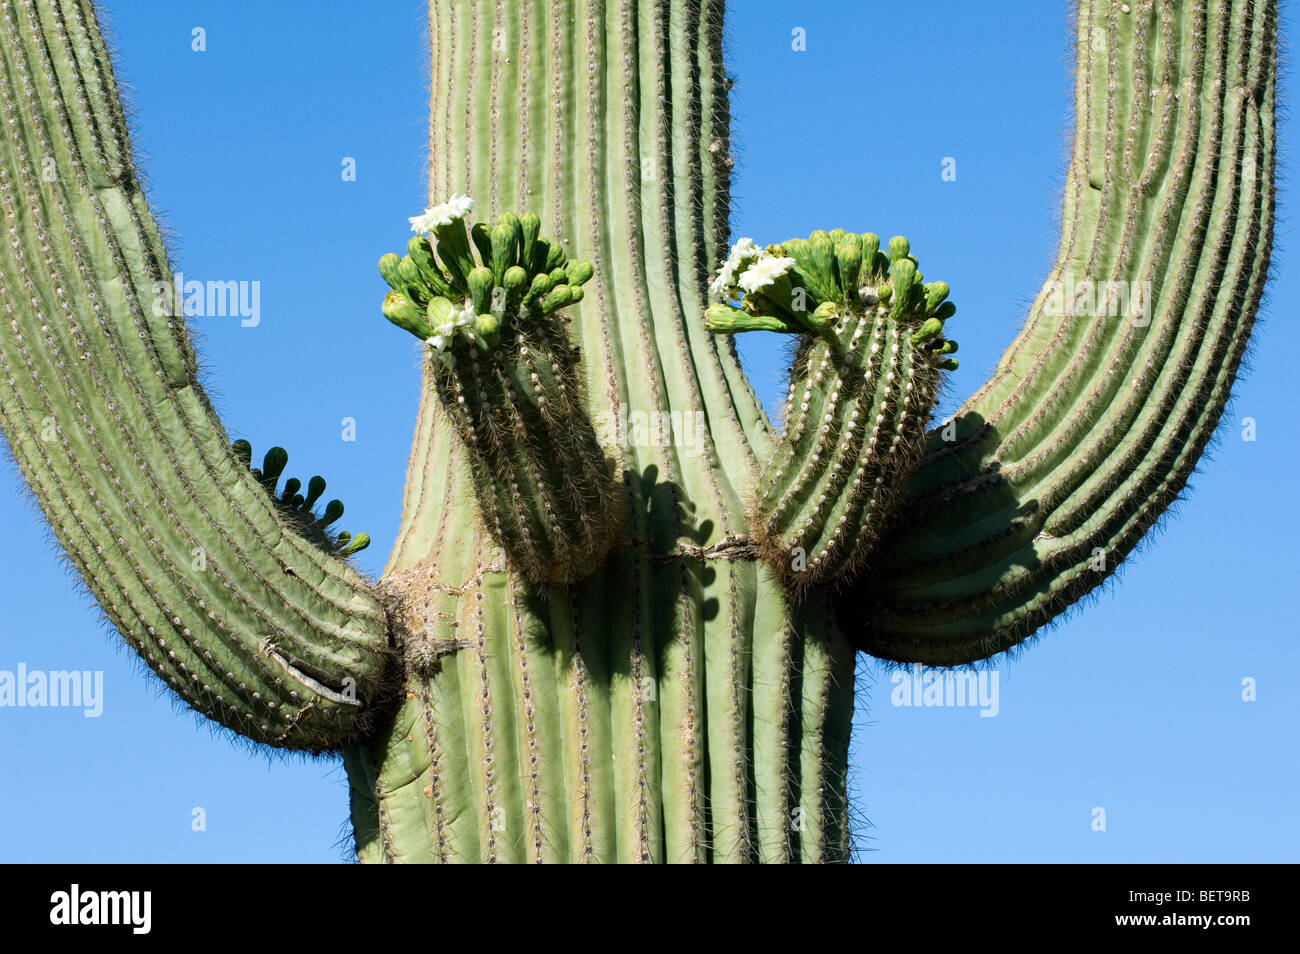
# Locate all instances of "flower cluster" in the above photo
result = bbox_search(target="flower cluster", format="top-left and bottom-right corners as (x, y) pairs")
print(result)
(378, 197), (594, 359)
(703, 230), (958, 367)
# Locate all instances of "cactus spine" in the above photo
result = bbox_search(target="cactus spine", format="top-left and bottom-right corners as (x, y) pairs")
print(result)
(0, 0), (1275, 862)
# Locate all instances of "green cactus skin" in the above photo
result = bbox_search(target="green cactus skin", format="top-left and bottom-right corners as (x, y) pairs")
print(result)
(0, 0), (1275, 863)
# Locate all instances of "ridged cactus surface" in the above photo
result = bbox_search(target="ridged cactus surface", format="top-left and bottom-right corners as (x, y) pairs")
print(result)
(0, 0), (1275, 862)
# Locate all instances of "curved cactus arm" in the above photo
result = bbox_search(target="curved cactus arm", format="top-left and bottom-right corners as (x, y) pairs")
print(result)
(704, 232), (957, 588)
(839, 0), (1276, 665)
(0, 0), (392, 747)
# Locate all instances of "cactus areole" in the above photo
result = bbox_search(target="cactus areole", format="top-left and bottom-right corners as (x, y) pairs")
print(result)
(0, 0), (1275, 862)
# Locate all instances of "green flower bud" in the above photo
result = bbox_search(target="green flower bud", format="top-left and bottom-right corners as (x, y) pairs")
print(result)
(426, 296), (455, 326)
(430, 218), (475, 288)
(383, 291), (435, 339)
(807, 230), (834, 265)
(475, 313), (501, 341)
(544, 243), (567, 272)
(260, 447), (288, 493)
(407, 236), (453, 299)
(769, 235), (834, 307)
(281, 477), (301, 502)
(470, 222), (494, 269)
(231, 439), (252, 469)
(888, 235), (910, 262)
(397, 256), (429, 306)
(933, 301), (957, 321)
(519, 213), (541, 271)
(940, 357), (959, 371)
(491, 221), (517, 285)
(834, 238), (863, 297)
(540, 284), (575, 314)
(316, 499), (344, 529)
(528, 237), (551, 274)
(378, 253), (405, 293)
(808, 300), (839, 330)
(523, 271), (552, 309)
(939, 339), (958, 354)
(909, 316), (944, 346)
(468, 266), (495, 315)
(303, 476), (326, 512)
(924, 281), (950, 315)
(859, 233), (881, 272)
(340, 532), (371, 556)
(503, 265), (528, 311)
(889, 258), (918, 319)
(497, 210), (521, 235)
(704, 302), (796, 334)
(565, 260), (594, 286)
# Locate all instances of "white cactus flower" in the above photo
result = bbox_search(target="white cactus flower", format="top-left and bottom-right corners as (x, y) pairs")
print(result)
(708, 236), (760, 301)
(452, 302), (477, 328)
(737, 254), (795, 294)
(409, 194), (475, 233)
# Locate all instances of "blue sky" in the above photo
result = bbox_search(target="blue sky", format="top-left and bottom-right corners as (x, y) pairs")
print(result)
(0, 0), (1294, 862)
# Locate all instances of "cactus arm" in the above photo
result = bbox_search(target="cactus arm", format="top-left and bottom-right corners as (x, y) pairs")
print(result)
(0, 0), (392, 747)
(841, 0), (1276, 665)
(704, 235), (958, 589)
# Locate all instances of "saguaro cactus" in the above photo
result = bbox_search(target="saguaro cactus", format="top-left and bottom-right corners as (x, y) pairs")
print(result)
(0, 0), (1274, 863)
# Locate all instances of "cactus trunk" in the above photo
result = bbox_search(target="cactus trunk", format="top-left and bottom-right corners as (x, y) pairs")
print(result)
(339, 0), (855, 862)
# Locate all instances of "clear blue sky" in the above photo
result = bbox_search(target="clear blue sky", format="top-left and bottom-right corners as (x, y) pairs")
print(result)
(0, 0), (1294, 862)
